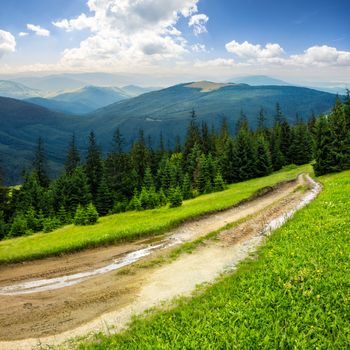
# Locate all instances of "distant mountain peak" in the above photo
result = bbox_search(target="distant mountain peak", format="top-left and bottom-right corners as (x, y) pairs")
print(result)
(185, 81), (235, 92)
(228, 75), (290, 86)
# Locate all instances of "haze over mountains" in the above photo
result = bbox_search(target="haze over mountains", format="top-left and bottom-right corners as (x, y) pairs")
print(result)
(0, 77), (341, 184)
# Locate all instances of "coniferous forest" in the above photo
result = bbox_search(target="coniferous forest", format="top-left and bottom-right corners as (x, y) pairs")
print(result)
(0, 96), (349, 240)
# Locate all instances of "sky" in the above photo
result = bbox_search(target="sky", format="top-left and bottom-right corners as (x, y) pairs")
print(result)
(0, 0), (349, 85)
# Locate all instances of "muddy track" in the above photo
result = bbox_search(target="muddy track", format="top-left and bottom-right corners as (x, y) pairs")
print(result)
(0, 174), (321, 350)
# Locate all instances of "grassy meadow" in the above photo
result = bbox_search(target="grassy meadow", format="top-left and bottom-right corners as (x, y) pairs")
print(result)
(78, 170), (350, 350)
(0, 164), (311, 264)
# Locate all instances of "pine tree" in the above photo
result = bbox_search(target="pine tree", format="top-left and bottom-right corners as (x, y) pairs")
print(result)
(274, 102), (284, 125)
(112, 128), (124, 154)
(289, 120), (313, 165)
(131, 129), (150, 187)
(255, 135), (273, 177)
(17, 171), (45, 214)
(213, 171), (225, 192)
(313, 116), (337, 176)
(182, 173), (192, 199)
(280, 119), (292, 164)
(86, 203), (99, 224)
(270, 124), (285, 171)
(143, 167), (154, 190)
(235, 111), (249, 133)
(329, 96), (349, 171)
(85, 131), (103, 200)
(65, 134), (80, 175)
(74, 205), (86, 225)
(168, 187), (183, 208)
(184, 109), (201, 162)
(96, 172), (113, 216)
(257, 108), (267, 133)
(221, 139), (239, 183)
(64, 167), (91, 214)
(32, 137), (50, 188)
(57, 205), (68, 225)
(197, 154), (210, 193)
(235, 128), (257, 180)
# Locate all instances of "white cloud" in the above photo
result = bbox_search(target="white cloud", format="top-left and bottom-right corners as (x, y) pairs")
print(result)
(27, 24), (50, 37)
(53, 0), (205, 69)
(53, 14), (96, 32)
(225, 40), (285, 62)
(0, 29), (16, 58)
(225, 40), (350, 68)
(191, 43), (207, 52)
(189, 13), (208, 36)
(194, 57), (235, 68)
(19, 32), (28, 37)
(289, 45), (350, 67)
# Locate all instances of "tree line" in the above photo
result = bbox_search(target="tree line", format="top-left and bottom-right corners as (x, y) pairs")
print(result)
(0, 97), (349, 240)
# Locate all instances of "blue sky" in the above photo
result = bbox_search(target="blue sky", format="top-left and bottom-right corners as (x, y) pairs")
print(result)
(0, 0), (349, 85)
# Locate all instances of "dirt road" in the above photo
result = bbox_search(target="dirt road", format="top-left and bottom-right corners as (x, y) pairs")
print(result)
(0, 174), (320, 349)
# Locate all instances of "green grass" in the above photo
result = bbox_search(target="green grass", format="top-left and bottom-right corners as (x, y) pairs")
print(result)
(78, 170), (350, 350)
(0, 164), (311, 264)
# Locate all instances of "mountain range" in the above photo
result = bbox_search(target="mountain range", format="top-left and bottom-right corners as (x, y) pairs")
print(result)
(0, 80), (340, 184)
(0, 80), (158, 114)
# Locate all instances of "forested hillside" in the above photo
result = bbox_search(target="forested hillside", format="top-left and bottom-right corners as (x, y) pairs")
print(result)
(1, 95), (348, 241)
(0, 83), (339, 184)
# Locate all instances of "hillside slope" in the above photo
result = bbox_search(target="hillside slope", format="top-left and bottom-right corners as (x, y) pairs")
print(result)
(51, 86), (130, 112)
(86, 82), (338, 146)
(0, 80), (42, 99)
(0, 97), (80, 184)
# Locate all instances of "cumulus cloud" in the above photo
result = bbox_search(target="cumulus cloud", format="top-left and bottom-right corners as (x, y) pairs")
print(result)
(0, 29), (16, 58)
(225, 40), (350, 68)
(225, 40), (285, 62)
(53, 13), (96, 32)
(191, 43), (207, 52)
(53, 0), (206, 69)
(27, 24), (50, 37)
(19, 32), (28, 37)
(289, 45), (350, 67)
(194, 57), (235, 68)
(189, 14), (208, 35)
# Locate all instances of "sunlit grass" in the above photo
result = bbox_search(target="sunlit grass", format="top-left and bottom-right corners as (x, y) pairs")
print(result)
(0, 164), (311, 264)
(78, 170), (350, 350)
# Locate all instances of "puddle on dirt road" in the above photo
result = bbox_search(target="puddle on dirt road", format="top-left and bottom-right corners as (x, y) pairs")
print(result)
(0, 176), (321, 296)
(262, 177), (321, 235)
(0, 241), (179, 295)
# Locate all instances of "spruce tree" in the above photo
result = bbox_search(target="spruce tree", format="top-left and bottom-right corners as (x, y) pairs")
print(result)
(182, 173), (192, 199)
(131, 129), (150, 187)
(235, 128), (257, 181)
(168, 187), (183, 208)
(313, 116), (337, 176)
(32, 137), (50, 188)
(197, 154), (210, 193)
(221, 139), (239, 183)
(65, 167), (91, 214)
(184, 109), (201, 163)
(289, 120), (313, 165)
(213, 171), (225, 192)
(270, 124), (285, 171)
(85, 131), (103, 200)
(96, 172), (113, 216)
(143, 167), (155, 190)
(255, 135), (273, 177)
(65, 134), (80, 175)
